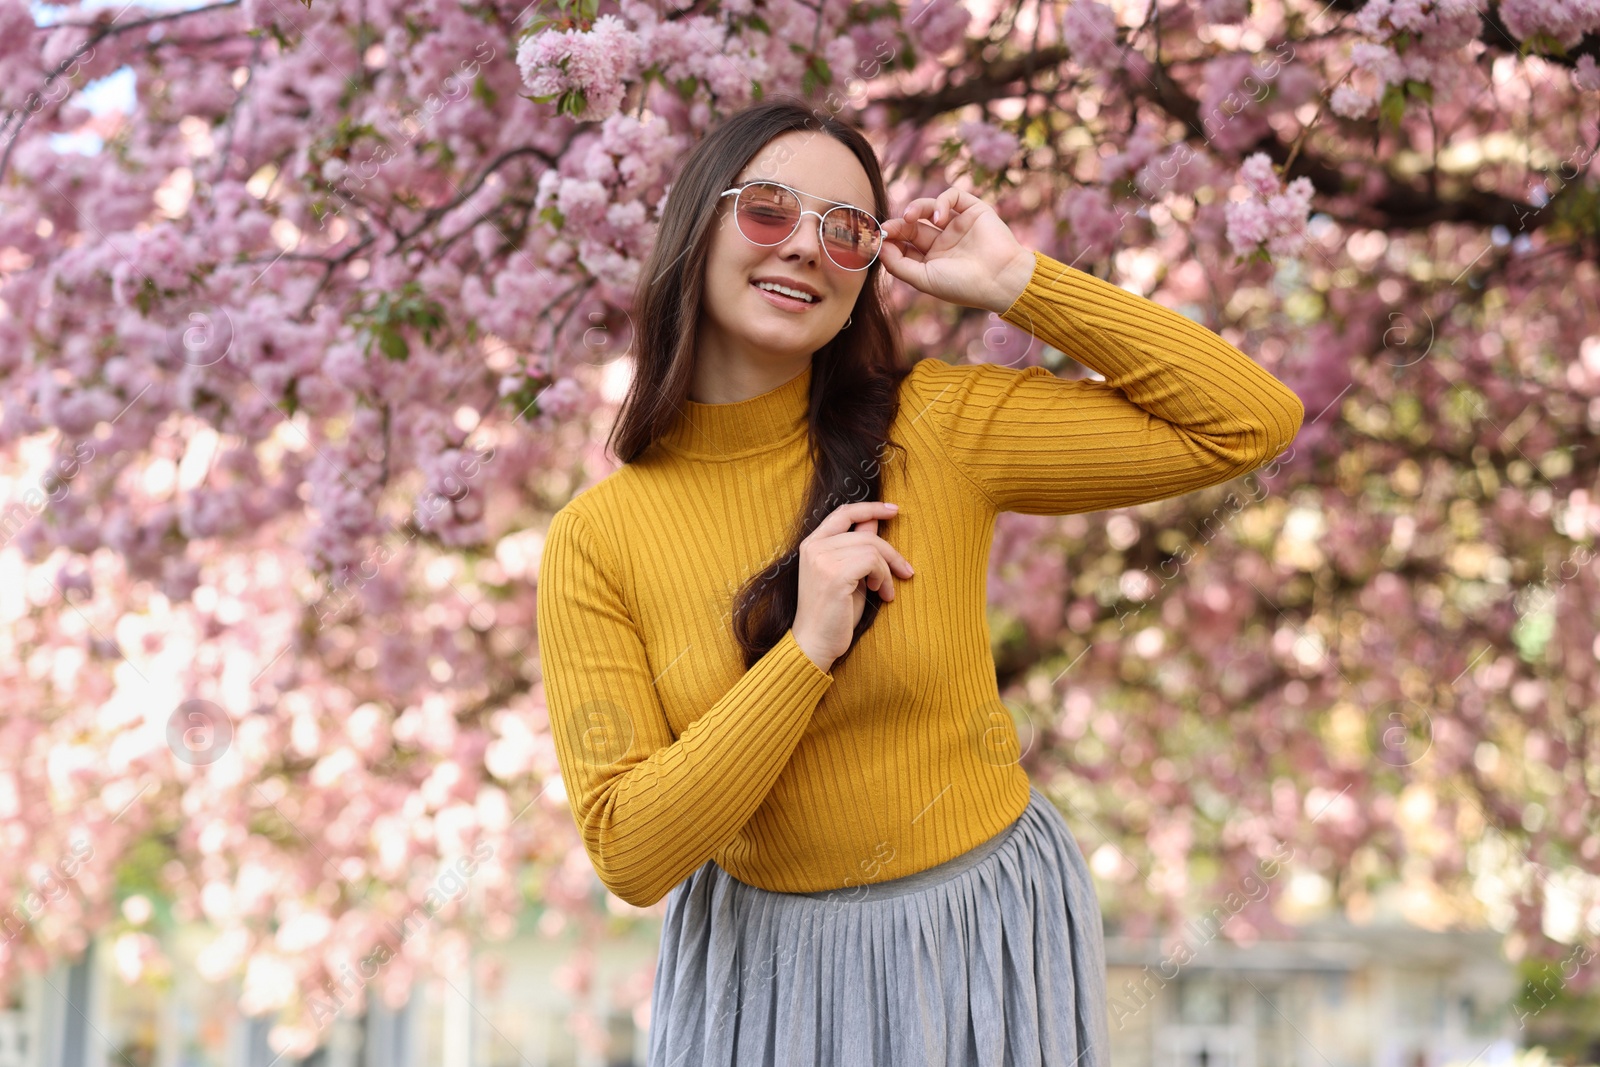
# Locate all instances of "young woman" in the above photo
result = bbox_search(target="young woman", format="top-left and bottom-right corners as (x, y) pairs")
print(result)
(536, 95), (1304, 1066)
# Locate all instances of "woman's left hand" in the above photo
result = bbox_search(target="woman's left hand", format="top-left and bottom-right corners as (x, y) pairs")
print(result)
(879, 188), (1037, 315)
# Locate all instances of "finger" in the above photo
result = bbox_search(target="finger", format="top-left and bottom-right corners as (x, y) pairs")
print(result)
(888, 212), (943, 254)
(903, 223), (940, 256)
(855, 550), (888, 598)
(878, 236), (904, 271)
(833, 531), (912, 582)
(883, 243), (927, 274)
(815, 501), (900, 538)
(931, 188), (983, 228)
(881, 217), (923, 250)
(872, 554), (895, 602)
(882, 216), (923, 241)
(908, 204), (940, 231)
(946, 188), (980, 213)
(933, 192), (979, 231)
(904, 190), (960, 228)
(830, 529), (892, 558)
(874, 539), (914, 576)
(848, 545), (889, 594)
(901, 196), (939, 225)
(877, 238), (927, 284)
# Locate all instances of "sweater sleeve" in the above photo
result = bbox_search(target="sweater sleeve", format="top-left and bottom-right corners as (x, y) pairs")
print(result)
(905, 249), (1306, 515)
(535, 504), (835, 907)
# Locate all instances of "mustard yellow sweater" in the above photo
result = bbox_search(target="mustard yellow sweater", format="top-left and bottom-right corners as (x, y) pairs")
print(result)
(536, 250), (1305, 907)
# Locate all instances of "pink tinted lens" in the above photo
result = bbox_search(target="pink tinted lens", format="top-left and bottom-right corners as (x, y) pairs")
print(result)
(821, 207), (881, 269)
(736, 183), (801, 243)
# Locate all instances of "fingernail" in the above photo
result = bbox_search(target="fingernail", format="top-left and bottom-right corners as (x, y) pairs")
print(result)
(884, 502), (898, 509)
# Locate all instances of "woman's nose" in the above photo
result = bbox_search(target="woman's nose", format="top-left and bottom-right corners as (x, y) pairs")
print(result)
(778, 211), (826, 261)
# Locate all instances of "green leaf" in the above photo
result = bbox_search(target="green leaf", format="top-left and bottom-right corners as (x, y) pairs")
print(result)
(1520, 31), (1568, 57)
(134, 286), (155, 316)
(500, 376), (547, 419)
(473, 74), (497, 107)
(377, 327), (409, 362)
(413, 308), (444, 343)
(1022, 116), (1049, 149)
(1392, 31), (1412, 54)
(1512, 605), (1554, 662)
(1403, 78), (1432, 103)
(557, 87), (588, 118)
(1378, 83), (1405, 127)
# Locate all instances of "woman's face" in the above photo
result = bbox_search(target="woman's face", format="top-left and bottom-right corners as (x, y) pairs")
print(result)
(695, 129), (877, 377)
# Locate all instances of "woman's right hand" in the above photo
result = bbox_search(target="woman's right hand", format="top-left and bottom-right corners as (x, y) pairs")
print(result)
(792, 501), (913, 673)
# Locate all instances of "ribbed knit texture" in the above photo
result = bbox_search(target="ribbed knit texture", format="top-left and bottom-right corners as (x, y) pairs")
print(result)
(536, 250), (1306, 908)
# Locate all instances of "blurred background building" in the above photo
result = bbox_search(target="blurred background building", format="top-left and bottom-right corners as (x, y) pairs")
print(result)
(0, 912), (1561, 1067)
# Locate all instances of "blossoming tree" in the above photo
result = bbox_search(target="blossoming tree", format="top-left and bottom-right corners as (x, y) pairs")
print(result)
(2, 0), (1598, 1056)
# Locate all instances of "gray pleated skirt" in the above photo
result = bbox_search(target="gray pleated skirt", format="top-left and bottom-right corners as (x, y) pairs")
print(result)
(646, 785), (1110, 1067)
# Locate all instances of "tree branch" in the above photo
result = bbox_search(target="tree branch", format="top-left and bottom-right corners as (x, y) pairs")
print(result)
(876, 40), (1555, 236)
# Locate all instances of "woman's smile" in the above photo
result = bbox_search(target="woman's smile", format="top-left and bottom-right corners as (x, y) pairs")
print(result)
(751, 279), (825, 313)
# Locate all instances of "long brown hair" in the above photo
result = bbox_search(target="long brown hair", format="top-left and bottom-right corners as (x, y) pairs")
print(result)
(608, 95), (912, 671)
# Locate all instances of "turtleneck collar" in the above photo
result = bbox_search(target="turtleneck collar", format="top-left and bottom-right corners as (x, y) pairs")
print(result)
(655, 361), (812, 460)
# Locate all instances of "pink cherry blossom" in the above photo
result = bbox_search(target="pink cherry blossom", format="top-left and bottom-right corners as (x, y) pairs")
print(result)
(1330, 84), (1373, 118)
(1061, 0), (1122, 70)
(1200, 0), (1252, 24)
(1224, 153), (1315, 258)
(516, 14), (639, 123)
(1, 0), (1597, 1056)
(958, 119), (1020, 171)
(1499, 0), (1600, 50)
(906, 0), (971, 57)
(1574, 54), (1600, 91)
(1060, 185), (1125, 263)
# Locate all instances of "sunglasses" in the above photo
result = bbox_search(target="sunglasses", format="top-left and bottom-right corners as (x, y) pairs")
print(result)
(719, 180), (887, 271)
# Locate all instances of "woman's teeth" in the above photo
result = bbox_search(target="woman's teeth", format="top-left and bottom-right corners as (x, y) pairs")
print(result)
(753, 281), (817, 303)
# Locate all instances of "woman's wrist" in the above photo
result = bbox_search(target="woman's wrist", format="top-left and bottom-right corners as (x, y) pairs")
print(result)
(986, 248), (1037, 316)
(792, 629), (834, 674)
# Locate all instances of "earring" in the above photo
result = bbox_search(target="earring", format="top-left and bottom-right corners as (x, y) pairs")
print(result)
(844, 314), (853, 329)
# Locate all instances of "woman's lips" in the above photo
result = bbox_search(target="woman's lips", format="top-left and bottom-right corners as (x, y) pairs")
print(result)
(751, 282), (822, 312)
